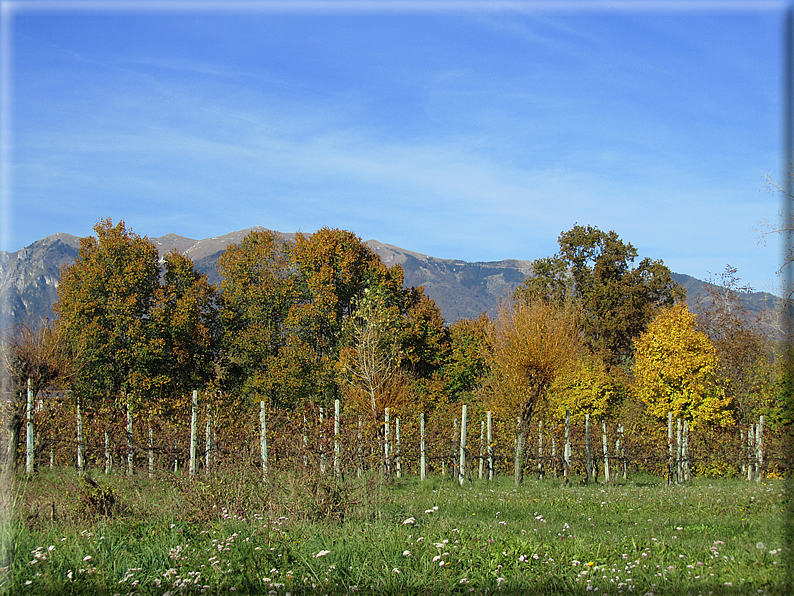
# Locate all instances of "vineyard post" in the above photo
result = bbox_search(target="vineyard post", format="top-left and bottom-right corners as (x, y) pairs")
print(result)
(173, 439), (178, 474)
(667, 412), (674, 486)
(357, 416), (363, 478)
(127, 397), (134, 476)
(676, 418), (682, 484)
(319, 406), (326, 475)
(585, 413), (592, 484)
(537, 420), (544, 480)
(26, 379), (33, 474)
(620, 424), (626, 480)
(478, 420), (485, 480)
(395, 417), (402, 479)
(485, 410), (493, 481)
(189, 390), (197, 478)
(420, 413), (426, 481)
(682, 419), (690, 482)
(205, 405), (211, 474)
(77, 395), (84, 476)
(514, 417), (524, 487)
(260, 401), (268, 476)
(459, 404), (467, 487)
(602, 421), (609, 483)
(302, 415), (308, 468)
(148, 422), (153, 479)
(334, 399), (340, 478)
(383, 408), (391, 478)
(551, 431), (557, 478)
(756, 415), (764, 481)
(564, 409), (571, 483)
(104, 430), (110, 474)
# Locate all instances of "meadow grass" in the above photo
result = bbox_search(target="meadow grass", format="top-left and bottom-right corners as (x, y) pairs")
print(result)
(2, 467), (786, 595)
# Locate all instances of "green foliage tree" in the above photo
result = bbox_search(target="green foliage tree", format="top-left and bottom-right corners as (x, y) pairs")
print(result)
(442, 314), (489, 401)
(517, 224), (683, 367)
(513, 255), (572, 304)
(634, 303), (733, 428)
(398, 287), (448, 377)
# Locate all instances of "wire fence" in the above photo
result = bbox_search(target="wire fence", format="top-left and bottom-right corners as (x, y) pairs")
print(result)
(5, 394), (787, 482)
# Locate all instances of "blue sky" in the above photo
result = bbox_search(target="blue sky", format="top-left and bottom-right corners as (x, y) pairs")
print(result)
(3, 1), (788, 295)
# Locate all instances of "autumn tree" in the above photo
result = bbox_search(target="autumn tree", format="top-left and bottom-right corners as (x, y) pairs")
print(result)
(55, 219), (163, 411)
(339, 285), (404, 416)
(485, 297), (583, 484)
(634, 303), (733, 428)
(217, 230), (296, 409)
(694, 265), (778, 424)
(517, 224), (682, 367)
(543, 354), (617, 424)
(1, 321), (77, 470)
(150, 251), (219, 416)
(287, 227), (405, 406)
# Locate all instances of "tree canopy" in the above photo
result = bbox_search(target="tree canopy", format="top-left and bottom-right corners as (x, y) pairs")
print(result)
(516, 224), (683, 367)
(55, 219), (217, 413)
(634, 303), (733, 428)
(55, 219), (163, 403)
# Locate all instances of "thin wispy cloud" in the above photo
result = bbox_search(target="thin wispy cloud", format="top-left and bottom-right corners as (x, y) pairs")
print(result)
(5, 6), (784, 294)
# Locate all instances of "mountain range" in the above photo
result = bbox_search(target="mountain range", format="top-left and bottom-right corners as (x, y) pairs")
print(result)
(0, 227), (782, 334)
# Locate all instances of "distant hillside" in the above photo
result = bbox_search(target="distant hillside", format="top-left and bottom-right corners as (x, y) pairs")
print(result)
(670, 273), (784, 338)
(0, 228), (782, 333)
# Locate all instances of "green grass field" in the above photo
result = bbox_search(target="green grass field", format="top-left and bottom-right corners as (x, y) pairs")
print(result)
(2, 468), (787, 595)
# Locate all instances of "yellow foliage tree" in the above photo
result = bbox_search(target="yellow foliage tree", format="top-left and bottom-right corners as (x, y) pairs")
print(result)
(543, 354), (616, 424)
(634, 303), (733, 428)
